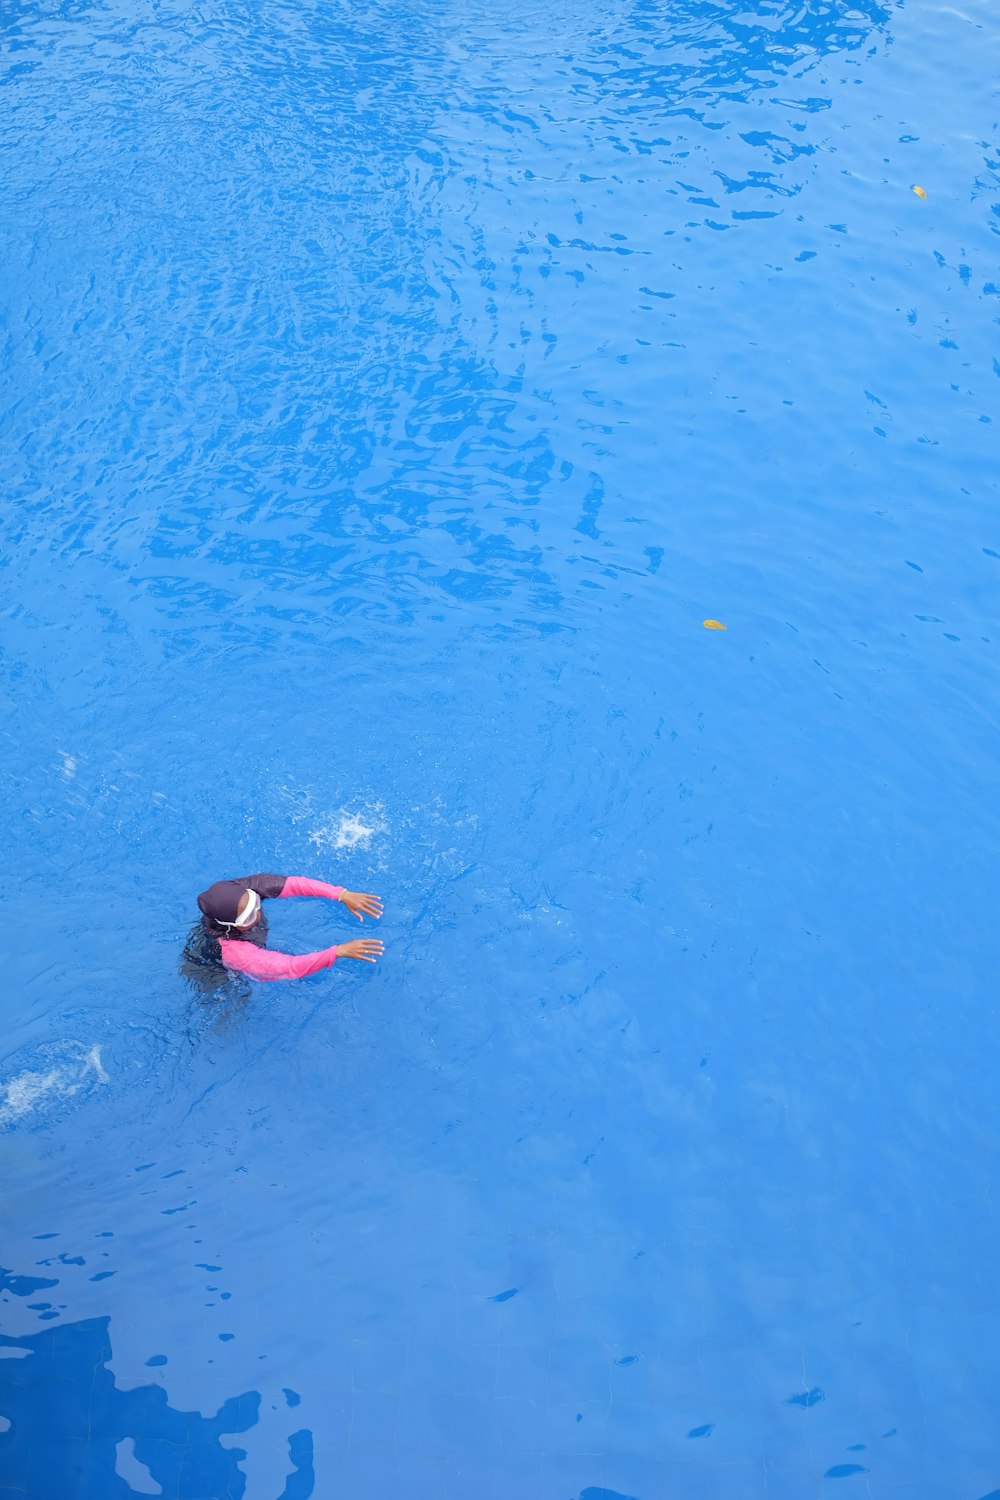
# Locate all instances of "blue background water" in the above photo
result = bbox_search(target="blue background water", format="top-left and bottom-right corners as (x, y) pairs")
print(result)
(2, 0), (998, 1495)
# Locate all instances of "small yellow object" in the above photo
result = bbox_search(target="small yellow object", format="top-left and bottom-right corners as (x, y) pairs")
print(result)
(912, 184), (927, 199)
(703, 619), (727, 630)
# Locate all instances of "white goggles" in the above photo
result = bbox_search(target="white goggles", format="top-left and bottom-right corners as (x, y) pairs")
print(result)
(232, 890), (261, 927)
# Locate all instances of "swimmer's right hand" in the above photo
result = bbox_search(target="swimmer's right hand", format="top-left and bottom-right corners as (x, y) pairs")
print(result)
(336, 938), (385, 964)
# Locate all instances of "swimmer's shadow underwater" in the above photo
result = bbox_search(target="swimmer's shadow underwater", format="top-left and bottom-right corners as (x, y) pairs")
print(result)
(180, 922), (251, 1001)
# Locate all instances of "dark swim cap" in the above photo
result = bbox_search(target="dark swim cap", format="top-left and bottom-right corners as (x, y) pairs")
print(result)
(197, 880), (248, 926)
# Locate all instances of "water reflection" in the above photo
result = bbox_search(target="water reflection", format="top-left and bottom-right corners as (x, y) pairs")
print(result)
(0, 0), (899, 655)
(0, 1311), (313, 1500)
(569, 0), (894, 103)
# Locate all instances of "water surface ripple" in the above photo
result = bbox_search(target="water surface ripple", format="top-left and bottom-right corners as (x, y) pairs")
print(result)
(2, 0), (999, 1495)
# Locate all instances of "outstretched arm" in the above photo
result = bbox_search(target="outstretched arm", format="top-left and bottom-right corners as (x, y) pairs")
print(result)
(220, 940), (339, 981)
(279, 876), (383, 923)
(219, 936), (383, 982)
(279, 875), (344, 901)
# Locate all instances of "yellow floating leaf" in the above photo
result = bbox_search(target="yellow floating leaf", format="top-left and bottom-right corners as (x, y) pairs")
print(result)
(703, 619), (727, 630)
(912, 184), (927, 199)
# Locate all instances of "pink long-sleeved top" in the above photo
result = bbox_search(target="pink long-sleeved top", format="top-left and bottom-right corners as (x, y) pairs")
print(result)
(217, 875), (344, 982)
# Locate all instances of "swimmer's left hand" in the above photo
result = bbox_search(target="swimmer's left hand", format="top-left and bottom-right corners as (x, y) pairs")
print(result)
(340, 889), (384, 923)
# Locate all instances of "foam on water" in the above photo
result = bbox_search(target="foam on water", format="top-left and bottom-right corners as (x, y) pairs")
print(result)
(0, 1043), (109, 1129)
(307, 807), (384, 852)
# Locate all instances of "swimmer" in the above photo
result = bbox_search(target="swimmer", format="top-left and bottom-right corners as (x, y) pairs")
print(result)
(196, 873), (384, 981)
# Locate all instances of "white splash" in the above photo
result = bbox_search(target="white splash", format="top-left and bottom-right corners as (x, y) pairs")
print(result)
(57, 751), (77, 779)
(308, 804), (386, 852)
(0, 1043), (108, 1127)
(87, 1043), (110, 1083)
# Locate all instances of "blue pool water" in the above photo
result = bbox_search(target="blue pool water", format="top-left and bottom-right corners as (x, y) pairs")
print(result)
(2, 0), (999, 1494)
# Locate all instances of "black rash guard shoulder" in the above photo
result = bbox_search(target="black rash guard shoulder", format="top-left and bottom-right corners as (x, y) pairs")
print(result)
(234, 874), (288, 901)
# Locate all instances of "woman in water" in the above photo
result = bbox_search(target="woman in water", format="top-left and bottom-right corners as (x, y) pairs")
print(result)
(195, 873), (383, 981)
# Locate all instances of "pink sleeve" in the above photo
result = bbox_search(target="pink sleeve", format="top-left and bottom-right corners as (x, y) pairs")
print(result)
(219, 939), (338, 982)
(279, 876), (344, 901)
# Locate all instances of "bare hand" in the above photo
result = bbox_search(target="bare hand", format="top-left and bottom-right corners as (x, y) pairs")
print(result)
(340, 890), (383, 923)
(336, 938), (384, 963)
